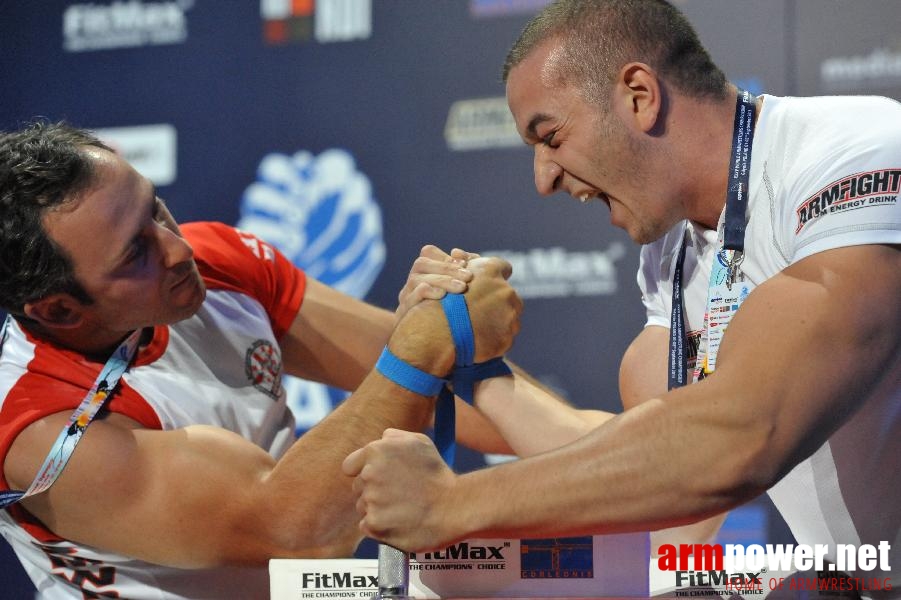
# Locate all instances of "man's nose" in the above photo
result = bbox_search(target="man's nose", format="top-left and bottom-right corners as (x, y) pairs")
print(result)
(156, 224), (194, 269)
(533, 144), (562, 196)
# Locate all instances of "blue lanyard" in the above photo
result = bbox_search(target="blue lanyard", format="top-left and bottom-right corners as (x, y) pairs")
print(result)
(0, 321), (143, 509)
(668, 233), (690, 389)
(668, 90), (757, 390)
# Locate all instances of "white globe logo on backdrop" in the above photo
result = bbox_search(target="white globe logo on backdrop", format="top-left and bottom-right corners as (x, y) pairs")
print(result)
(236, 149), (386, 435)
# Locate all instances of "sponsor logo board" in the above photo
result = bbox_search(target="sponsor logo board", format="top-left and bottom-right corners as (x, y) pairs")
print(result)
(63, 0), (192, 53)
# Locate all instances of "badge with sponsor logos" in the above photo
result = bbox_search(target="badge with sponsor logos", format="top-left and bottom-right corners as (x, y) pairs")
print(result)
(696, 249), (753, 378)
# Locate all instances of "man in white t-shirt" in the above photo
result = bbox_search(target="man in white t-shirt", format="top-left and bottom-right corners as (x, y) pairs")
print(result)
(344, 0), (900, 595)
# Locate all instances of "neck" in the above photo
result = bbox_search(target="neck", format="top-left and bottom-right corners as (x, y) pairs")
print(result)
(678, 84), (760, 231)
(19, 319), (146, 360)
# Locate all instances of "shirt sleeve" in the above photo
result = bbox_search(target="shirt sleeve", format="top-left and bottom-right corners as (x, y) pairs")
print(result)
(637, 237), (671, 329)
(181, 222), (307, 338)
(783, 101), (901, 262)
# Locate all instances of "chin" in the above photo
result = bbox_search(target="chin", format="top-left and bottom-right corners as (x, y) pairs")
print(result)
(622, 225), (652, 245)
(184, 283), (207, 317)
(629, 234), (660, 246)
(166, 306), (202, 326)
(169, 280), (207, 323)
(627, 220), (673, 245)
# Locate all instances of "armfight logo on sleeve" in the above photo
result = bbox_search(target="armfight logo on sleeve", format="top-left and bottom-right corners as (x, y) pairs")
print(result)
(795, 168), (901, 233)
(235, 148), (385, 435)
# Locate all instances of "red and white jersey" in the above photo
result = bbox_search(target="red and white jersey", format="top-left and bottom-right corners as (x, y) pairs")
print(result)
(0, 222), (306, 599)
(638, 95), (901, 594)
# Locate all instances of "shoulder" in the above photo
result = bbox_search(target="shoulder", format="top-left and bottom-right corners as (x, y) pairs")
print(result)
(759, 95), (901, 157)
(755, 96), (901, 260)
(762, 94), (901, 123)
(180, 221), (295, 290)
(181, 221), (267, 265)
(180, 222), (307, 336)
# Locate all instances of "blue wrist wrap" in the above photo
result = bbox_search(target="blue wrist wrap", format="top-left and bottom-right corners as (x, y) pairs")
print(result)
(375, 347), (445, 397)
(436, 293), (512, 465)
(375, 292), (512, 466)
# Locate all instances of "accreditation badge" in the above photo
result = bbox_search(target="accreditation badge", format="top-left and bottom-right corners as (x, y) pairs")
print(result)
(698, 249), (753, 377)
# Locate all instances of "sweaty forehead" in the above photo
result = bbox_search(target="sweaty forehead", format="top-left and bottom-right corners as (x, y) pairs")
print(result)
(506, 41), (573, 138)
(58, 147), (123, 208)
(509, 38), (565, 85)
(540, 42), (569, 87)
(79, 147), (151, 201)
(81, 146), (121, 182)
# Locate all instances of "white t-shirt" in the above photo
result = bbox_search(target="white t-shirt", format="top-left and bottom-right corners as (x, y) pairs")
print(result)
(0, 223), (306, 599)
(638, 95), (901, 592)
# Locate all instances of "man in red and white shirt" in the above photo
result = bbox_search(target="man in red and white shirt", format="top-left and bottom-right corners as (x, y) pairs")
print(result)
(0, 122), (522, 599)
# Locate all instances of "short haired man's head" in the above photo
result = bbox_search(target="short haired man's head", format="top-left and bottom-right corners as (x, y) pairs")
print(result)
(0, 121), (113, 317)
(503, 0), (728, 106)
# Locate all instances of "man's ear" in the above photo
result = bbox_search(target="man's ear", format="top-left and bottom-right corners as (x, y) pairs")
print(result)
(23, 294), (85, 328)
(614, 62), (663, 134)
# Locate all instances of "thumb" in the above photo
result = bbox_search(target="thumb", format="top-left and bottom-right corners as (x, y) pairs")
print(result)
(342, 446), (367, 476)
(381, 427), (409, 440)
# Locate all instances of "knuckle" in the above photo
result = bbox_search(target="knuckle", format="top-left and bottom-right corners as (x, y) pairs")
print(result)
(359, 463), (378, 483)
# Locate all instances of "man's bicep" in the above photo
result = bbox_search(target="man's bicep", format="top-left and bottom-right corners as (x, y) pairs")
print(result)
(280, 277), (393, 390)
(711, 244), (901, 481)
(8, 414), (276, 567)
(619, 324), (669, 410)
(619, 325), (730, 547)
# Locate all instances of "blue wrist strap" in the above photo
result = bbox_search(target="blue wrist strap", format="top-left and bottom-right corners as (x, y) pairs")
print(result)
(375, 347), (445, 397)
(442, 293), (475, 366)
(374, 292), (512, 467)
(435, 293), (511, 466)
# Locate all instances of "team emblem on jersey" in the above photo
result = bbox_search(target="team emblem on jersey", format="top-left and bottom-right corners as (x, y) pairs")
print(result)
(795, 168), (901, 233)
(245, 339), (283, 400)
(236, 147), (386, 434)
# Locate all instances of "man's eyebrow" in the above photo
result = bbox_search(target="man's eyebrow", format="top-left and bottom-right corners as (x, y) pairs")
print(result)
(525, 113), (553, 141)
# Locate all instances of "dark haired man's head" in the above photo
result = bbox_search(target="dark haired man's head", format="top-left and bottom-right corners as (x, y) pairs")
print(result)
(0, 122), (113, 317)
